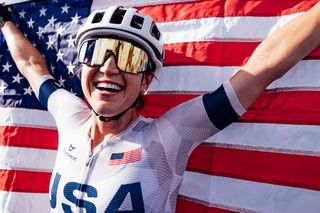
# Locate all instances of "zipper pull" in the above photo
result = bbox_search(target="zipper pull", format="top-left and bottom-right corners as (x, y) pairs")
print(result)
(86, 154), (92, 166)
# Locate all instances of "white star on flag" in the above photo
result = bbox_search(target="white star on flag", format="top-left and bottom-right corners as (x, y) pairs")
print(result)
(70, 88), (78, 96)
(46, 37), (55, 50)
(39, 6), (47, 17)
(2, 62), (12, 72)
(50, 64), (56, 73)
(12, 73), (24, 84)
(66, 35), (75, 48)
(56, 50), (64, 62)
(37, 26), (46, 39)
(71, 13), (81, 25)
(67, 62), (76, 75)
(23, 86), (33, 95)
(58, 76), (66, 87)
(61, 3), (70, 14)
(19, 10), (27, 19)
(47, 15), (57, 26)
(27, 18), (35, 28)
(56, 24), (66, 37)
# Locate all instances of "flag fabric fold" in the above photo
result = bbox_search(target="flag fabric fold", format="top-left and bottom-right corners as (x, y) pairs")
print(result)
(1, 0), (320, 212)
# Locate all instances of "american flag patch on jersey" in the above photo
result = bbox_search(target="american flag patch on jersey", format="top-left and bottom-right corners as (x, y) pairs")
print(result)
(109, 148), (142, 166)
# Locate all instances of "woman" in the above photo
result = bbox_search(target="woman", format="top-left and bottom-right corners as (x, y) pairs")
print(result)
(1, 3), (320, 213)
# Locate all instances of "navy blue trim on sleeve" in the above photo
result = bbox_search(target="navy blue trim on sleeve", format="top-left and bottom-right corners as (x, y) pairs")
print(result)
(39, 79), (60, 110)
(202, 85), (239, 130)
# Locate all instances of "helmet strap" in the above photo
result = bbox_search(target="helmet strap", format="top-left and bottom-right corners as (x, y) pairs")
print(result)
(92, 98), (139, 122)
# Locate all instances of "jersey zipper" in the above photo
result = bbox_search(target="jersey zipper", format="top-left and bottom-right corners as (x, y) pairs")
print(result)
(78, 138), (109, 213)
(77, 138), (94, 213)
(86, 139), (93, 166)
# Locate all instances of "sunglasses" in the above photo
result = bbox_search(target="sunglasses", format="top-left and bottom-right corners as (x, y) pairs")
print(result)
(78, 38), (154, 73)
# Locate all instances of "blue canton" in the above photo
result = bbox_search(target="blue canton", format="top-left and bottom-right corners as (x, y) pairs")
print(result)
(0, 0), (92, 109)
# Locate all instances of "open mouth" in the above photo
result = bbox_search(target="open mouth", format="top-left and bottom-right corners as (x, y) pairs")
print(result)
(95, 82), (124, 92)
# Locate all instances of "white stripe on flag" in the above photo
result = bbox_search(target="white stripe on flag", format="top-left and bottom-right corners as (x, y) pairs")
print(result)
(209, 123), (320, 155)
(180, 171), (320, 213)
(0, 107), (56, 129)
(150, 66), (235, 93)
(91, 0), (196, 11)
(0, 146), (56, 172)
(2, 0), (33, 5)
(0, 191), (50, 213)
(159, 13), (302, 44)
(150, 60), (320, 92)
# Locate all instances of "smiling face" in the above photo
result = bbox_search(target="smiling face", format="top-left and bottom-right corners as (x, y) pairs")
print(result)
(81, 55), (152, 118)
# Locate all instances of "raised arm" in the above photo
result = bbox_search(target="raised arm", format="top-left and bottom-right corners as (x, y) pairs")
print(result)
(231, 1), (320, 109)
(0, 7), (50, 94)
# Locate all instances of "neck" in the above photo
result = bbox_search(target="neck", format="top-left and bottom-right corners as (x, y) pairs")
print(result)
(89, 109), (138, 149)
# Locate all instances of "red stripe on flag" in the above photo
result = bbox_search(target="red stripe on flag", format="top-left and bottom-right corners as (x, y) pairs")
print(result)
(138, 0), (317, 21)
(164, 42), (320, 66)
(176, 197), (238, 213)
(141, 91), (320, 125)
(0, 126), (58, 150)
(241, 91), (320, 125)
(308, 46), (320, 59)
(187, 145), (320, 191)
(0, 169), (51, 193)
(139, 94), (199, 118)
(164, 42), (257, 66)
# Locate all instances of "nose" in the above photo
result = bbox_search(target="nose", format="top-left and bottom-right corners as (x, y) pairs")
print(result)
(99, 54), (120, 75)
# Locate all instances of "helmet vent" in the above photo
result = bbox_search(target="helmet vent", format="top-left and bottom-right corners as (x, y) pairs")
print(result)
(131, 15), (144, 29)
(110, 7), (126, 24)
(92, 12), (104, 23)
(150, 22), (160, 40)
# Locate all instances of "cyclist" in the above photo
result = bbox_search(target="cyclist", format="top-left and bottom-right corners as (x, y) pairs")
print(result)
(1, 3), (320, 212)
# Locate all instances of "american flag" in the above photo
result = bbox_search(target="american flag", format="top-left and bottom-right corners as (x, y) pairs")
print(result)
(109, 148), (142, 166)
(1, 0), (320, 212)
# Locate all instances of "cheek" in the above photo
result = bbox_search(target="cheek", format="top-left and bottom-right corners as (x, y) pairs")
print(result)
(80, 68), (95, 96)
(80, 73), (88, 93)
(80, 72), (87, 89)
(125, 77), (143, 95)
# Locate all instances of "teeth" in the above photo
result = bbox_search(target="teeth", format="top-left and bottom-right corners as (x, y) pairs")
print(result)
(96, 82), (121, 91)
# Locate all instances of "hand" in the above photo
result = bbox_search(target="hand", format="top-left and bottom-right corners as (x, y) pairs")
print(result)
(0, 4), (12, 28)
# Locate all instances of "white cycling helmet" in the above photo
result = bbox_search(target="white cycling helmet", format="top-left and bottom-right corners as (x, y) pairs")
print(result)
(75, 6), (164, 72)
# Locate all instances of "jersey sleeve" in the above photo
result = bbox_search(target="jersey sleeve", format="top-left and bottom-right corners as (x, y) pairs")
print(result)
(36, 75), (60, 110)
(35, 75), (91, 127)
(156, 80), (246, 142)
(202, 80), (246, 130)
(148, 80), (246, 176)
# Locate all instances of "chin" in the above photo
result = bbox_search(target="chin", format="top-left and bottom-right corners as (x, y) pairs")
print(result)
(93, 105), (120, 117)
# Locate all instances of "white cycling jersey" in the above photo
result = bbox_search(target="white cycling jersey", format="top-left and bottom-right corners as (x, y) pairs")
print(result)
(36, 75), (245, 213)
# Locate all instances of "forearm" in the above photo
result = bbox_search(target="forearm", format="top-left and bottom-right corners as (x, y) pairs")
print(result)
(244, 2), (320, 80)
(231, 1), (320, 109)
(1, 21), (50, 90)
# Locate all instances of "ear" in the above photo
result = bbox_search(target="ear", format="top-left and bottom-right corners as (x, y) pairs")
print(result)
(141, 73), (154, 94)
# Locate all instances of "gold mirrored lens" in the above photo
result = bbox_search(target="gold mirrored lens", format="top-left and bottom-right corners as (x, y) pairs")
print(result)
(79, 38), (150, 73)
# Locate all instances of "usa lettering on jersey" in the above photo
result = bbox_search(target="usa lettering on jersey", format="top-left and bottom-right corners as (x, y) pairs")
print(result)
(50, 172), (145, 212)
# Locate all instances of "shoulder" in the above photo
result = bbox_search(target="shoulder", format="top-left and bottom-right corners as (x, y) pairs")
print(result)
(35, 75), (91, 125)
